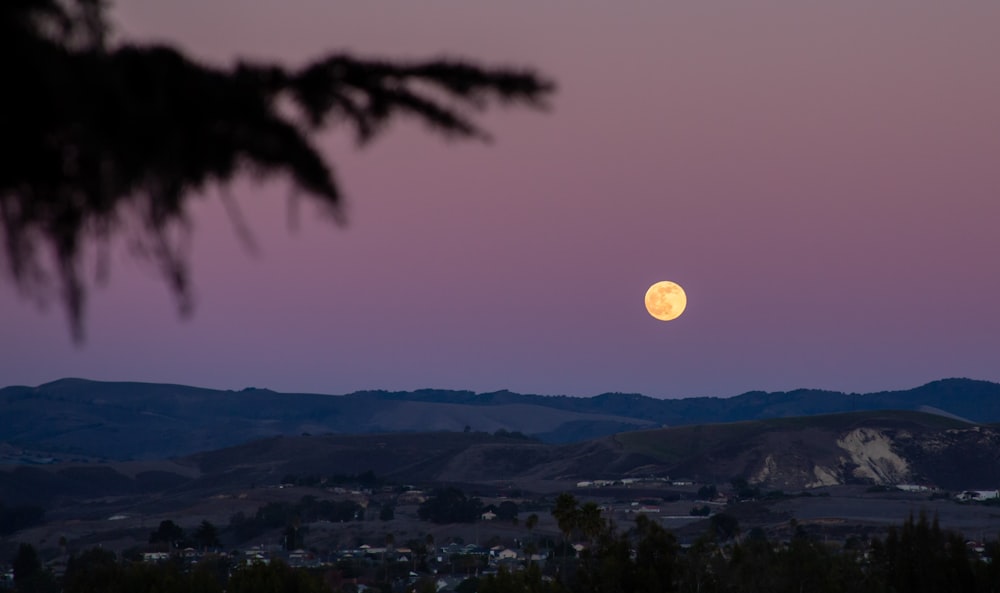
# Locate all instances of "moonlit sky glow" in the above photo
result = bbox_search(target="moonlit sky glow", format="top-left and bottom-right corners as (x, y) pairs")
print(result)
(3, 2), (1000, 398)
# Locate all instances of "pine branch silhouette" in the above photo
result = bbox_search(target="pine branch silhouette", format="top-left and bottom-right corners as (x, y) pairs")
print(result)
(0, 0), (555, 339)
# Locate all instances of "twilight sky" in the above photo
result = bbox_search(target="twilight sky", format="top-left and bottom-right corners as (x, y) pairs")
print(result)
(3, 2), (1000, 398)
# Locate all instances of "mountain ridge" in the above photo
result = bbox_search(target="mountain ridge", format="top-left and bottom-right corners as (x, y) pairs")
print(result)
(3, 377), (1000, 461)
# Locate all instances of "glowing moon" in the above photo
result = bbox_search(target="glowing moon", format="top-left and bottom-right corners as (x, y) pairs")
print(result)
(644, 281), (687, 321)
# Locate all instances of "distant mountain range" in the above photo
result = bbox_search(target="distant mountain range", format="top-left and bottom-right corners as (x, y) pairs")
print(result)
(3, 377), (1000, 461)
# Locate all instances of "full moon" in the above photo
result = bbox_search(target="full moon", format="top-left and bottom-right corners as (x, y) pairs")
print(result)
(644, 281), (687, 321)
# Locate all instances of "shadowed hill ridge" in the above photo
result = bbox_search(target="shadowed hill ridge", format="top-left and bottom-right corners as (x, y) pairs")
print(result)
(2, 377), (1000, 460)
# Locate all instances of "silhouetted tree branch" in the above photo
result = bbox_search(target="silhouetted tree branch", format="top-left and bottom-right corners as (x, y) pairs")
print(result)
(0, 0), (555, 339)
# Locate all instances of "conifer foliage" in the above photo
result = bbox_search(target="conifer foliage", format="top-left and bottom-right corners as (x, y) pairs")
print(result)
(0, 0), (554, 338)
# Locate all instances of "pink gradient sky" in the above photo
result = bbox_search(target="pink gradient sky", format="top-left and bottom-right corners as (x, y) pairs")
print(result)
(3, 2), (1000, 398)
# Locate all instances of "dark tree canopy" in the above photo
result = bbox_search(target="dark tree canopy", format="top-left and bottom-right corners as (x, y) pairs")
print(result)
(417, 487), (484, 524)
(0, 0), (554, 339)
(11, 543), (43, 585)
(148, 519), (185, 546)
(193, 519), (221, 550)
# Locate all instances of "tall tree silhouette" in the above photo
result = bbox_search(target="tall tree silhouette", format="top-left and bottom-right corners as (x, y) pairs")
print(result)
(0, 0), (554, 339)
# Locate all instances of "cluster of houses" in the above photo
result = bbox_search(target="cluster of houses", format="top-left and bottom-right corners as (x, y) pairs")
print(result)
(139, 541), (549, 573)
(896, 484), (1000, 501)
(131, 539), (553, 592)
(574, 477), (692, 488)
(0, 543), (546, 593)
(957, 490), (1000, 501)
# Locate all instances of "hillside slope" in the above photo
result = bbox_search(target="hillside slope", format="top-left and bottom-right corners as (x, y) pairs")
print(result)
(3, 377), (1000, 460)
(612, 411), (1000, 490)
(4, 411), (998, 512)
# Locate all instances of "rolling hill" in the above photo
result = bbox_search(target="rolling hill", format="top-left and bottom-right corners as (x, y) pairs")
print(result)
(3, 377), (1000, 460)
(4, 409), (1000, 512)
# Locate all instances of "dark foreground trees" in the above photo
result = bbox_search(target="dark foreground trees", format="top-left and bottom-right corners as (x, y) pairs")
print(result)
(148, 519), (186, 548)
(192, 520), (221, 550)
(522, 505), (999, 593)
(418, 487), (484, 524)
(11, 543), (57, 593)
(479, 494), (1000, 593)
(60, 551), (323, 593)
(12, 507), (1000, 593)
(0, 0), (554, 338)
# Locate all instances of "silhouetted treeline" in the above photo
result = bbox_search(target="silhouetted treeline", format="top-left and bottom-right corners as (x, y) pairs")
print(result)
(417, 487), (484, 524)
(491, 429), (536, 441)
(281, 470), (380, 488)
(228, 496), (363, 543)
(479, 507), (1000, 593)
(37, 547), (322, 593)
(484, 494), (1000, 593)
(147, 519), (221, 550)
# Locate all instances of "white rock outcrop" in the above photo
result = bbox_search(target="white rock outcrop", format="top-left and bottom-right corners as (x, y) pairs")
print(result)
(836, 428), (910, 484)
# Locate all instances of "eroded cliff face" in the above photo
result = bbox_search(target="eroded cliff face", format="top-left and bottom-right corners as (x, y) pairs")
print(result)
(750, 425), (1000, 490)
(608, 414), (1000, 491)
(742, 429), (910, 489)
(750, 449), (838, 490)
(835, 428), (911, 484)
(806, 464), (840, 488)
(737, 428), (913, 490)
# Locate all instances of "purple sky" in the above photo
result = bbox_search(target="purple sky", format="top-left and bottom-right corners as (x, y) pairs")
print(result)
(3, 2), (1000, 398)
